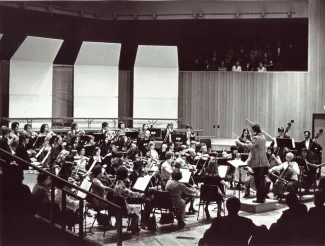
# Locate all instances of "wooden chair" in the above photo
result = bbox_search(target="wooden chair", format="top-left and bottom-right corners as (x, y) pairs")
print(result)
(197, 184), (225, 220)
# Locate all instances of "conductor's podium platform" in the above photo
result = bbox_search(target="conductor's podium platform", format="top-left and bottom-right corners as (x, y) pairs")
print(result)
(240, 199), (277, 213)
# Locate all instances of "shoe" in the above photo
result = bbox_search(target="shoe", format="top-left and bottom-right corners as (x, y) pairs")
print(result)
(178, 221), (186, 228)
(243, 194), (250, 198)
(253, 199), (265, 203)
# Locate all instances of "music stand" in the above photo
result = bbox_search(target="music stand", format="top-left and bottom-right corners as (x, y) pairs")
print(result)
(132, 175), (153, 192)
(92, 133), (105, 143)
(228, 159), (248, 200)
(276, 138), (294, 150)
(80, 135), (91, 145)
(294, 142), (305, 154)
(33, 136), (45, 148)
(84, 146), (95, 157)
(126, 131), (139, 140)
(172, 134), (186, 143)
(150, 128), (162, 139)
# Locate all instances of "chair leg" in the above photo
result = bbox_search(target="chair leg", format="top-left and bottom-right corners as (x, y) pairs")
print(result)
(197, 201), (201, 221)
(88, 213), (98, 233)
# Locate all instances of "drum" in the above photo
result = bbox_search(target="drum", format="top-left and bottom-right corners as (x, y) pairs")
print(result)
(234, 168), (250, 183)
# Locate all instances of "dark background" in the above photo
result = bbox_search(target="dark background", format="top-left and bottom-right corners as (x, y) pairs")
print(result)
(0, 6), (308, 71)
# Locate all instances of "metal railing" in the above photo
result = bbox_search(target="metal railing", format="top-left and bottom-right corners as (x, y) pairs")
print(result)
(0, 148), (124, 246)
(245, 118), (274, 141)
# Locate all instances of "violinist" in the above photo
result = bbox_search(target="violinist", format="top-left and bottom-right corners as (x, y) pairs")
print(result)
(48, 135), (63, 171)
(126, 143), (140, 161)
(162, 122), (175, 143)
(185, 148), (197, 165)
(39, 124), (56, 140)
(237, 128), (251, 153)
(66, 136), (79, 153)
(138, 124), (149, 139)
(174, 152), (187, 168)
(66, 122), (85, 144)
(159, 144), (168, 161)
(15, 134), (37, 170)
(86, 147), (103, 172)
(161, 152), (175, 188)
(90, 164), (115, 229)
(147, 141), (159, 162)
(74, 146), (89, 173)
(129, 160), (143, 188)
(269, 152), (300, 194)
(166, 142), (175, 152)
(23, 124), (38, 150)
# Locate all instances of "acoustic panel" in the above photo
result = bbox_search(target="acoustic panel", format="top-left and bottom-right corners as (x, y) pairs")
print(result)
(75, 41), (121, 66)
(135, 45), (178, 68)
(11, 36), (63, 63)
(134, 45), (179, 120)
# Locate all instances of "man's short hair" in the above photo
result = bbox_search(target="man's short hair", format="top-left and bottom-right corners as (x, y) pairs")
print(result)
(226, 197), (241, 214)
(1, 127), (11, 137)
(304, 131), (311, 137)
(102, 122), (108, 128)
(11, 122), (19, 130)
(165, 151), (174, 160)
(251, 124), (261, 134)
(278, 127), (285, 132)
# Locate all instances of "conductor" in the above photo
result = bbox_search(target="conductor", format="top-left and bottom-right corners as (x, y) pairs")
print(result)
(235, 124), (269, 203)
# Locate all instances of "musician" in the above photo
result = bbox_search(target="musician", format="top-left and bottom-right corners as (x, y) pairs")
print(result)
(267, 147), (282, 183)
(66, 122), (85, 144)
(86, 147), (103, 172)
(185, 148), (197, 165)
(161, 152), (175, 188)
(0, 127), (13, 171)
(198, 144), (209, 155)
(126, 143), (140, 161)
(301, 130), (323, 163)
(230, 146), (240, 160)
(269, 152), (300, 194)
(203, 160), (229, 218)
(15, 134), (36, 170)
(165, 171), (199, 228)
(138, 124), (149, 139)
(32, 173), (51, 219)
(48, 135), (63, 171)
(298, 148), (316, 193)
(270, 127), (291, 162)
(39, 124), (56, 140)
(185, 124), (195, 146)
(128, 160), (144, 189)
(166, 142), (175, 152)
(237, 128), (251, 153)
(74, 146), (89, 172)
(235, 124), (269, 203)
(147, 141), (159, 162)
(66, 136), (79, 153)
(118, 121), (129, 135)
(90, 165), (115, 228)
(162, 122), (175, 143)
(174, 152), (187, 168)
(23, 124), (38, 138)
(10, 121), (20, 139)
(159, 144), (168, 161)
(114, 167), (145, 235)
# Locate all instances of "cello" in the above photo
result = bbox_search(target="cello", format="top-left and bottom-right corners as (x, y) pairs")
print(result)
(271, 162), (293, 198)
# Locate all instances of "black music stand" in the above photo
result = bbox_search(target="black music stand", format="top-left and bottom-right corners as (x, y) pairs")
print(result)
(241, 153), (249, 162)
(150, 128), (162, 140)
(33, 136), (45, 148)
(80, 135), (91, 145)
(276, 138), (294, 150)
(92, 133), (105, 143)
(172, 134), (186, 143)
(85, 145), (95, 157)
(126, 131), (139, 140)
(294, 142), (305, 154)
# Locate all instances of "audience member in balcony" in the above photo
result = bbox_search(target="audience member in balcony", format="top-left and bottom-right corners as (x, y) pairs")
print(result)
(274, 42), (284, 71)
(232, 61), (242, 72)
(209, 51), (218, 71)
(263, 43), (273, 59)
(250, 44), (262, 67)
(257, 62), (267, 72)
(32, 172), (51, 219)
(225, 44), (235, 69)
(262, 53), (274, 71)
(242, 61), (253, 71)
(237, 45), (247, 66)
(218, 60), (227, 71)
(285, 43), (297, 71)
(204, 59), (210, 71)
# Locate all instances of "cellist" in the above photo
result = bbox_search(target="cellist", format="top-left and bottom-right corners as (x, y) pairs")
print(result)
(269, 152), (300, 196)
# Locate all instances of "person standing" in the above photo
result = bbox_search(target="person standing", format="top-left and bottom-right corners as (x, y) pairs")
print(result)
(236, 124), (269, 203)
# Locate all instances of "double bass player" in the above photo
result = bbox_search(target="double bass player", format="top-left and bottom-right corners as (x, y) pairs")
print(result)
(235, 124), (269, 203)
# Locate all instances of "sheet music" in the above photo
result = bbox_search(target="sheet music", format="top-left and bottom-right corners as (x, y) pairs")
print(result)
(77, 179), (92, 199)
(218, 165), (228, 178)
(227, 159), (247, 168)
(133, 175), (152, 191)
(179, 168), (191, 183)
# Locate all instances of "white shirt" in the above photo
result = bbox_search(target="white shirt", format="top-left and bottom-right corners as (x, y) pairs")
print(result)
(269, 161), (300, 181)
(257, 67), (267, 72)
(305, 139), (310, 150)
(232, 66), (242, 72)
(161, 161), (173, 180)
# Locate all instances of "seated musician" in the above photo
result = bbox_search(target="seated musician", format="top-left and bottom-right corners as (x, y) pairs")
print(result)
(23, 123), (38, 138)
(165, 171), (199, 228)
(203, 160), (230, 218)
(162, 122), (175, 144)
(174, 152), (186, 168)
(0, 127), (13, 171)
(159, 144), (168, 160)
(269, 152), (300, 194)
(114, 167), (146, 235)
(185, 148), (197, 165)
(237, 128), (251, 153)
(32, 173), (51, 219)
(39, 124), (56, 140)
(48, 135), (64, 171)
(86, 147), (103, 172)
(298, 148), (316, 193)
(230, 146), (240, 160)
(147, 141), (159, 162)
(90, 164), (115, 229)
(10, 122), (20, 140)
(55, 162), (81, 230)
(85, 135), (96, 147)
(129, 160), (143, 188)
(198, 144), (209, 155)
(138, 124), (149, 139)
(185, 124), (195, 146)
(270, 127), (291, 162)
(66, 122), (85, 144)
(161, 152), (175, 188)
(117, 121), (129, 135)
(99, 122), (115, 140)
(74, 146), (89, 171)
(66, 136), (79, 153)
(15, 134), (37, 170)
(126, 143), (140, 161)
(166, 142), (175, 152)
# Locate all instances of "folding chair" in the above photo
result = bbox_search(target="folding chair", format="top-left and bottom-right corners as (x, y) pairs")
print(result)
(197, 184), (225, 220)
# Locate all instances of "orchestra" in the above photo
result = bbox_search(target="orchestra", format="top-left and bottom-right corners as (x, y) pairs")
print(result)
(0, 120), (324, 236)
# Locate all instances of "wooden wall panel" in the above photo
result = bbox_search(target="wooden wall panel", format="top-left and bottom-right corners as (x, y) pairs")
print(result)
(52, 65), (73, 117)
(179, 72), (309, 141)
